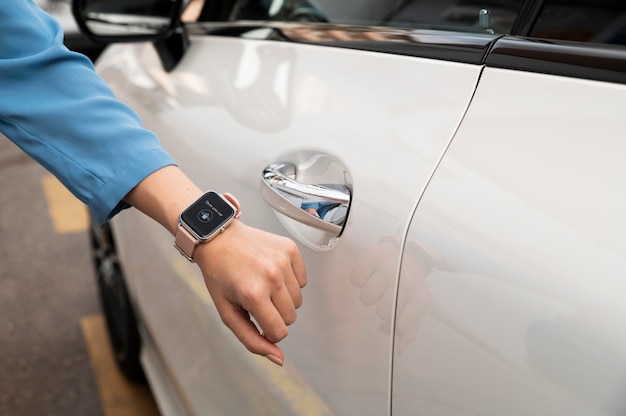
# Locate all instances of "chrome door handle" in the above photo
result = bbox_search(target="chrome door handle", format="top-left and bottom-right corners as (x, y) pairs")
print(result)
(260, 162), (351, 236)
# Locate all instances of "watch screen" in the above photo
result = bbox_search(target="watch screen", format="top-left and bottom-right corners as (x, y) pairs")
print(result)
(181, 192), (236, 238)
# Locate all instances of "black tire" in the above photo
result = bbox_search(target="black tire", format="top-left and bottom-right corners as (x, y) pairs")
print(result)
(89, 218), (145, 382)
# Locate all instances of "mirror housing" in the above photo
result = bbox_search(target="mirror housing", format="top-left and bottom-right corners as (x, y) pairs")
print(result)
(72, 0), (183, 44)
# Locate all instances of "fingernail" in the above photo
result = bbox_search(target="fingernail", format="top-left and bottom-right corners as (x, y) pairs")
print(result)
(265, 354), (283, 366)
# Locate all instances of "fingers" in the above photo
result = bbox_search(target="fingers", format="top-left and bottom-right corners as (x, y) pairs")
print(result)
(217, 302), (285, 365)
(351, 246), (393, 306)
(350, 250), (378, 287)
(253, 238), (306, 333)
(286, 241), (307, 307)
(273, 283), (299, 326)
(249, 296), (291, 344)
(289, 242), (308, 289)
(395, 288), (430, 354)
(195, 222), (307, 363)
(235, 269), (296, 343)
(359, 267), (390, 306)
(284, 274), (303, 310)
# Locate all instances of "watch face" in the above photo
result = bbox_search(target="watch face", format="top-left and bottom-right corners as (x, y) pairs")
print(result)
(181, 192), (236, 238)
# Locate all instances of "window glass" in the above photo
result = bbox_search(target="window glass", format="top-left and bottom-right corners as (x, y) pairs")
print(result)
(225, 0), (525, 35)
(530, 1), (626, 46)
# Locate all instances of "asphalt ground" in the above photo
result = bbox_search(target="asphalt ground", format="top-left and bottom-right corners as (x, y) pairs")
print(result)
(0, 135), (159, 416)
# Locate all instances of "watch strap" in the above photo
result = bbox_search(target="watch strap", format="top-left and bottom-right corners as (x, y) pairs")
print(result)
(174, 225), (198, 261)
(222, 192), (242, 219)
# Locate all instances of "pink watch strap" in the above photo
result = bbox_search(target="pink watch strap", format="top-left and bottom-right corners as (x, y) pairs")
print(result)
(174, 225), (197, 261)
(223, 192), (242, 219)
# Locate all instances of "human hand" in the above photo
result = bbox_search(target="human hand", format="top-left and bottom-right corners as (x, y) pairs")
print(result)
(124, 166), (307, 365)
(194, 220), (307, 366)
(350, 238), (434, 353)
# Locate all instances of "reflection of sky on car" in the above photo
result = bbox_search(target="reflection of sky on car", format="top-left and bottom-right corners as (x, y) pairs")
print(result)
(85, 14), (169, 35)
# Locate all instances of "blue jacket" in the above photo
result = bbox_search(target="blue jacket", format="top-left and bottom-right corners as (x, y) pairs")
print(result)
(0, 0), (175, 223)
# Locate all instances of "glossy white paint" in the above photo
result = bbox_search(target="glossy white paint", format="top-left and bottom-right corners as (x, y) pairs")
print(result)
(98, 34), (482, 414)
(395, 69), (626, 415)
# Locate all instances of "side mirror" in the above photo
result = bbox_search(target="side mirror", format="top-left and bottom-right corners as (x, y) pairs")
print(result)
(72, 0), (183, 44)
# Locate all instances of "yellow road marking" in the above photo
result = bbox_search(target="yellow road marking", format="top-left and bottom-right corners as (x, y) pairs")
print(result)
(252, 354), (337, 416)
(80, 314), (161, 416)
(172, 252), (336, 416)
(41, 174), (89, 234)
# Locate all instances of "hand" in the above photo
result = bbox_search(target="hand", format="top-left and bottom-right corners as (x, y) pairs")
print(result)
(194, 220), (307, 366)
(124, 166), (307, 366)
(350, 238), (433, 353)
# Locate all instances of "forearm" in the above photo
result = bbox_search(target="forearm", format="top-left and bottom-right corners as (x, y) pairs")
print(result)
(0, 0), (176, 224)
(123, 165), (202, 235)
(1, 0), (306, 367)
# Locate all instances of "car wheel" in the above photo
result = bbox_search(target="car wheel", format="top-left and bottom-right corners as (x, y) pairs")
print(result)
(89, 218), (145, 382)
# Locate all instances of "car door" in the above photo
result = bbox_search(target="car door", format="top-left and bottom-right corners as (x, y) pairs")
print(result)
(394, 1), (626, 414)
(98, 0), (525, 414)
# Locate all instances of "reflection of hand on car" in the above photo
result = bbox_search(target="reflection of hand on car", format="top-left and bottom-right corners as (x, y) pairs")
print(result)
(219, 44), (295, 132)
(393, 241), (434, 353)
(304, 207), (320, 217)
(301, 201), (337, 218)
(350, 236), (436, 353)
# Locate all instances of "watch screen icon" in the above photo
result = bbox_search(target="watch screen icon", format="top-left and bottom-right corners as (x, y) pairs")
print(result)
(198, 209), (213, 223)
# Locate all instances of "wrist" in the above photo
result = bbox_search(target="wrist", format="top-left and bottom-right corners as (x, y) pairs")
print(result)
(124, 166), (203, 235)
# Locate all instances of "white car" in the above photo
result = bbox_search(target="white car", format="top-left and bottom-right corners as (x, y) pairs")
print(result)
(73, 0), (626, 414)
(36, 0), (103, 60)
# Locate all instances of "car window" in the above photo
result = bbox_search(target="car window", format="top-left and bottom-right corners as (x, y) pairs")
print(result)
(35, 0), (78, 33)
(203, 0), (525, 35)
(529, 0), (626, 46)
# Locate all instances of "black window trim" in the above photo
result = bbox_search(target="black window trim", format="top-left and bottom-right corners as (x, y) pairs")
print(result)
(186, 16), (626, 85)
(186, 21), (499, 65)
(486, 36), (626, 85)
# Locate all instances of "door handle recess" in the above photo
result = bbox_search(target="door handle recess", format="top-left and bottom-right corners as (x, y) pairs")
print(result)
(261, 162), (351, 236)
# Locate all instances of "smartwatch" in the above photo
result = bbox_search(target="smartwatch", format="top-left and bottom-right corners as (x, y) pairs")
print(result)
(174, 191), (241, 262)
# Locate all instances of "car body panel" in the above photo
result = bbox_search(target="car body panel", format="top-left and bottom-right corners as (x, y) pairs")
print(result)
(36, 0), (102, 60)
(394, 68), (626, 415)
(98, 33), (483, 414)
(76, 0), (626, 414)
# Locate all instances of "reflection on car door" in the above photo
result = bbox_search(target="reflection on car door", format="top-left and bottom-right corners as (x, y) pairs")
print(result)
(395, 45), (626, 416)
(101, 15), (495, 416)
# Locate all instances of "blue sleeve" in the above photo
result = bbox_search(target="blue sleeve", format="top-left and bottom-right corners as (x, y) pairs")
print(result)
(0, 0), (176, 224)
